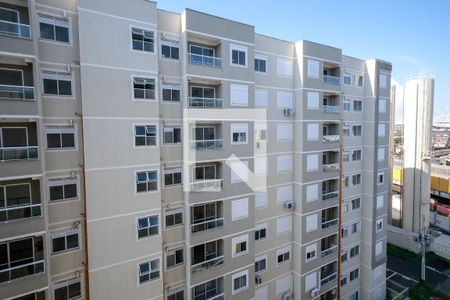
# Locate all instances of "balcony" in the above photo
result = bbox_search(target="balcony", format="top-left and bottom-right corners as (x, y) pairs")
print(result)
(321, 235), (338, 258)
(0, 124), (39, 162)
(320, 262), (337, 286)
(0, 236), (45, 284)
(191, 239), (224, 274)
(322, 179), (338, 201)
(0, 6), (31, 39)
(321, 207), (338, 229)
(191, 201), (224, 234)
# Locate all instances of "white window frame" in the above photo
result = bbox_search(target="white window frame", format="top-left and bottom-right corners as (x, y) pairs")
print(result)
(230, 44), (248, 68)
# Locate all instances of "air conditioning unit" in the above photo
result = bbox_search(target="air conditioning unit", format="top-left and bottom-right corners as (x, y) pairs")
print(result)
(283, 108), (294, 116)
(284, 201), (295, 210)
(255, 274), (262, 284)
(310, 287), (320, 298)
(282, 292), (293, 300)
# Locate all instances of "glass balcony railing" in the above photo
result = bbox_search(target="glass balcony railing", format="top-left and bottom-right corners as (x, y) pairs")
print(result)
(323, 75), (340, 85)
(188, 97), (223, 108)
(0, 20), (31, 39)
(322, 218), (338, 229)
(320, 272), (337, 286)
(0, 260), (45, 284)
(323, 105), (340, 113)
(191, 217), (224, 233)
(0, 204), (41, 223)
(188, 53), (222, 68)
(0, 146), (38, 161)
(191, 179), (223, 192)
(191, 139), (223, 150)
(0, 85), (34, 101)
(322, 191), (338, 200)
(191, 255), (224, 274)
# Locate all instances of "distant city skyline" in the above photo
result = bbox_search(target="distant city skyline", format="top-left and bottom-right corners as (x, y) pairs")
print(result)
(159, 0), (450, 116)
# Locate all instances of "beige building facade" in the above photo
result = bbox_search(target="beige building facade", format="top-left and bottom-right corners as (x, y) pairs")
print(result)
(0, 1), (391, 299)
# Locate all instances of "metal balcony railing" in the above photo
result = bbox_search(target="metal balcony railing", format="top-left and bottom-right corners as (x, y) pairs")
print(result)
(0, 259), (45, 284)
(323, 135), (340, 143)
(191, 217), (224, 233)
(188, 97), (223, 108)
(0, 146), (38, 162)
(321, 245), (338, 257)
(191, 255), (224, 274)
(323, 75), (340, 85)
(322, 218), (338, 229)
(0, 85), (34, 101)
(188, 53), (222, 68)
(323, 105), (340, 113)
(322, 191), (338, 201)
(320, 271), (337, 285)
(191, 179), (223, 192)
(191, 139), (223, 150)
(0, 20), (31, 39)
(0, 204), (41, 223)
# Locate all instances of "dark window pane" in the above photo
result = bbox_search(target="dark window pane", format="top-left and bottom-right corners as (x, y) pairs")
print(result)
(61, 133), (75, 148)
(58, 80), (72, 95)
(52, 237), (66, 252)
(39, 23), (54, 40)
(55, 26), (69, 42)
(43, 78), (58, 94)
(64, 184), (77, 199)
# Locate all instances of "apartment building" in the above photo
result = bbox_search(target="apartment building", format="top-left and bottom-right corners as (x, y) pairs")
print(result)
(0, 0), (391, 300)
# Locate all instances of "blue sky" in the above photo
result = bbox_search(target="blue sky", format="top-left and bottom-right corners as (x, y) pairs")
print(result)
(158, 0), (449, 116)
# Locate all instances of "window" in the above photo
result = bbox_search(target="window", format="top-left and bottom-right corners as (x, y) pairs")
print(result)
(166, 248), (183, 269)
(277, 124), (293, 141)
(232, 234), (248, 257)
(165, 209), (183, 228)
(54, 278), (81, 300)
(350, 245), (359, 258)
(352, 125), (362, 136)
(232, 270), (248, 294)
(352, 174), (361, 185)
(39, 14), (69, 43)
(230, 84), (248, 106)
(162, 85), (181, 102)
(133, 77), (156, 100)
(231, 124), (248, 144)
(137, 215), (159, 239)
(277, 216), (292, 236)
(42, 71), (72, 96)
(46, 126), (75, 149)
(192, 278), (223, 300)
(255, 55), (267, 73)
(343, 151), (350, 162)
(49, 177), (77, 202)
(132, 27), (154, 52)
(277, 155), (292, 173)
(377, 172), (384, 184)
(230, 44), (247, 67)
(277, 58), (293, 77)
(277, 247), (290, 265)
(168, 289), (184, 300)
(161, 40), (179, 59)
(351, 198), (360, 210)
(163, 127), (181, 144)
(352, 150), (362, 161)
(255, 89), (268, 107)
(378, 147), (385, 161)
(350, 268), (359, 281)
(231, 198), (248, 220)
(51, 229), (79, 254)
(255, 223), (267, 241)
(255, 191), (267, 209)
(277, 91), (293, 109)
(136, 170), (158, 192)
(138, 259), (160, 284)
(343, 99), (351, 111)
(351, 221), (361, 234)
(307, 123), (319, 140)
(344, 72), (352, 85)
(164, 168), (182, 186)
(307, 59), (319, 78)
(135, 125), (157, 146)
(353, 100), (363, 112)
(255, 256), (267, 273)
(306, 213), (318, 232)
(376, 218), (383, 232)
(307, 92), (319, 110)
(305, 243), (317, 262)
(379, 73), (388, 89)
(378, 123), (386, 137)
(343, 125), (350, 137)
